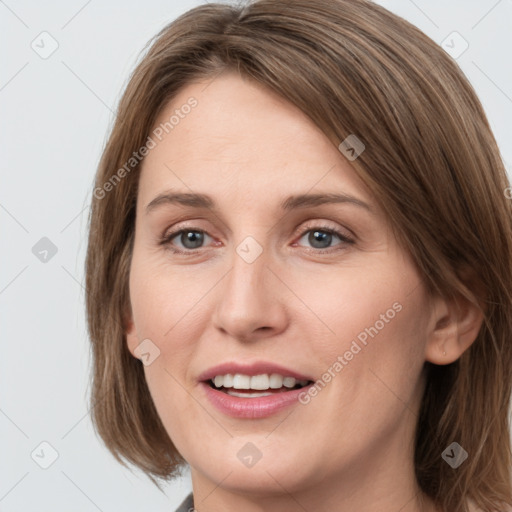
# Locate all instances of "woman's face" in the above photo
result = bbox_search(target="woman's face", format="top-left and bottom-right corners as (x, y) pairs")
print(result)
(126, 72), (437, 502)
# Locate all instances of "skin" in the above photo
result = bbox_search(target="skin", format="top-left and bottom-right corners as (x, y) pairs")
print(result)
(125, 71), (483, 512)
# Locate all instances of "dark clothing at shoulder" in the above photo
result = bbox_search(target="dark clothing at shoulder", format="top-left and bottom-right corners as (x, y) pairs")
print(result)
(174, 493), (194, 512)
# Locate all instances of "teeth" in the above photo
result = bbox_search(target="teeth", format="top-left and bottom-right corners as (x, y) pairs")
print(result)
(250, 374), (269, 390)
(227, 390), (274, 398)
(269, 373), (284, 389)
(233, 374), (251, 389)
(283, 377), (296, 388)
(211, 373), (310, 391)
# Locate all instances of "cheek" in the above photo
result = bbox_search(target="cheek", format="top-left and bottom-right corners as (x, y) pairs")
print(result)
(129, 249), (214, 345)
(288, 258), (425, 357)
(141, 359), (207, 467)
(287, 268), (429, 472)
(297, 258), (429, 411)
(128, 252), (215, 423)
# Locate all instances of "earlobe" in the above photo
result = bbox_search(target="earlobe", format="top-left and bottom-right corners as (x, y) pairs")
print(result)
(425, 292), (484, 366)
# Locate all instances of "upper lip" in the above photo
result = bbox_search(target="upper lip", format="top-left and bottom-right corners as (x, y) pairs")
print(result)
(198, 361), (315, 383)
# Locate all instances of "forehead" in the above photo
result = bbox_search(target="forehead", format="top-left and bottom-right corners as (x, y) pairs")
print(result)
(138, 72), (372, 208)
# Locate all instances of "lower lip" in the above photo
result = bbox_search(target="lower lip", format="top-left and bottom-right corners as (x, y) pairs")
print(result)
(200, 382), (312, 419)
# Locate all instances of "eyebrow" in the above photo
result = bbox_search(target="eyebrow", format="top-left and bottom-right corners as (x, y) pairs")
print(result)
(145, 191), (372, 213)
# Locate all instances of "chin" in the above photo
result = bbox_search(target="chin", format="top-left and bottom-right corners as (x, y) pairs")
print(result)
(189, 441), (320, 496)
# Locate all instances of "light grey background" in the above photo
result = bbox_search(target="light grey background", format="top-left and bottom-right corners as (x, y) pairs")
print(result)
(1, 1), (511, 510)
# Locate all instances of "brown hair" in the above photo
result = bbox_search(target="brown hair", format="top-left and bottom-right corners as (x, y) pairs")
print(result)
(85, 1), (512, 510)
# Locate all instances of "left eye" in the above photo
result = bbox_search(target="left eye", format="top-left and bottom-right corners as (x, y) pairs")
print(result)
(296, 227), (351, 251)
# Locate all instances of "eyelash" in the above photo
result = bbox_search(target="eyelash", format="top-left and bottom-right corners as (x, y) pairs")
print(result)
(159, 223), (354, 256)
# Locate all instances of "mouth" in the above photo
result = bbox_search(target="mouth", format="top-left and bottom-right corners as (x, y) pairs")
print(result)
(205, 373), (314, 398)
(199, 372), (315, 418)
(198, 362), (316, 418)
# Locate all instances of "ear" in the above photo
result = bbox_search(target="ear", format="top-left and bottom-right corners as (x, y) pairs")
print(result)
(425, 291), (484, 365)
(124, 309), (140, 359)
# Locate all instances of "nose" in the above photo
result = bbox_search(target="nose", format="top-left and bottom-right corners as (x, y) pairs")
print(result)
(211, 243), (289, 342)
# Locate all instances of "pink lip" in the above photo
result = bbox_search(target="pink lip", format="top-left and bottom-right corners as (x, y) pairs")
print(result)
(197, 361), (314, 419)
(197, 361), (314, 383)
(200, 381), (314, 419)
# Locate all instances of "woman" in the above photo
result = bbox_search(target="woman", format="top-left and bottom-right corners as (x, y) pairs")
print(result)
(85, 1), (512, 511)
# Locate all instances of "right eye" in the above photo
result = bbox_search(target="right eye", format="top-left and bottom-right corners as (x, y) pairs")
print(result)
(160, 228), (215, 254)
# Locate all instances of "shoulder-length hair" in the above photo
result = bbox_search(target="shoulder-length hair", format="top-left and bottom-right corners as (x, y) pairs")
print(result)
(85, 1), (512, 510)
